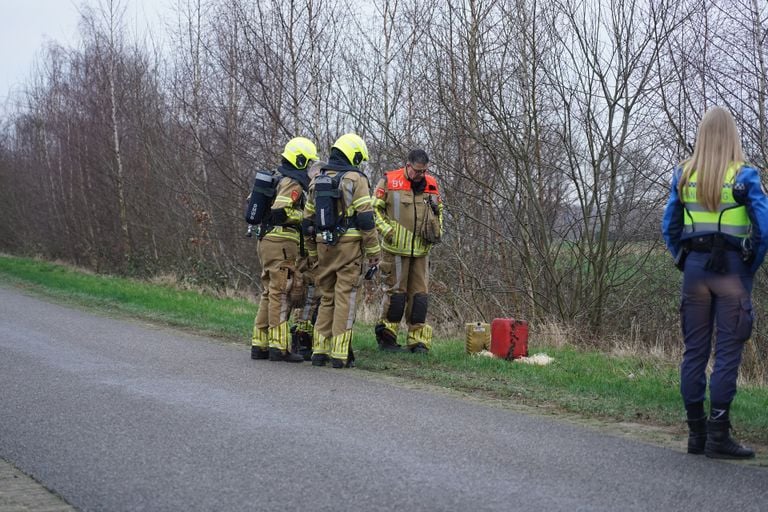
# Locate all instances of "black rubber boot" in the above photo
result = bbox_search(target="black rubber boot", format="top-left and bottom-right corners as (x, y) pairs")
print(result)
(375, 324), (402, 352)
(291, 327), (313, 361)
(705, 420), (755, 459)
(251, 346), (269, 360)
(285, 331), (306, 363)
(283, 351), (304, 363)
(299, 346), (313, 361)
(269, 347), (304, 363)
(686, 417), (707, 455)
(332, 347), (356, 369)
(410, 342), (429, 354)
(311, 353), (329, 367)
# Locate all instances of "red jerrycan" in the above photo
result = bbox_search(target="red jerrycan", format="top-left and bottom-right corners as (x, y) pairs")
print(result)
(490, 318), (529, 360)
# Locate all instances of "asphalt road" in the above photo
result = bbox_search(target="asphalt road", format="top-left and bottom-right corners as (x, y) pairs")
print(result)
(1, 285), (766, 512)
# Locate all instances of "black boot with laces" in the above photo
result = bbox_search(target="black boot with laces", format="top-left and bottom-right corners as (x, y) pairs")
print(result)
(375, 324), (402, 352)
(705, 420), (755, 459)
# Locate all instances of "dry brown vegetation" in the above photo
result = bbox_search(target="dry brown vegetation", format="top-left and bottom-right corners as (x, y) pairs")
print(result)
(1, 0), (767, 382)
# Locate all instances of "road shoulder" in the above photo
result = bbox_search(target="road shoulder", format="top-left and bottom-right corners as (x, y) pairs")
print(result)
(0, 457), (75, 512)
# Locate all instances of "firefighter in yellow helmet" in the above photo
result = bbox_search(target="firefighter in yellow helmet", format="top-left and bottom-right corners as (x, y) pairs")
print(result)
(302, 133), (381, 368)
(290, 161), (324, 360)
(251, 136), (318, 362)
(373, 149), (443, 353)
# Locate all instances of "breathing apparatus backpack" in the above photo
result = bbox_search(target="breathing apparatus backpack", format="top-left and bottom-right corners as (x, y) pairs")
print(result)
(244, 169), (281, 226)
(314, 170), (347, 245)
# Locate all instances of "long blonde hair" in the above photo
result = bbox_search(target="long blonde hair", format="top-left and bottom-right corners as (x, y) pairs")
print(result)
(677, 107), (745, 211)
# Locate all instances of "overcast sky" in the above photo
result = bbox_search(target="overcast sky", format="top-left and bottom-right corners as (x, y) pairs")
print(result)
(0, 0), (170, 111)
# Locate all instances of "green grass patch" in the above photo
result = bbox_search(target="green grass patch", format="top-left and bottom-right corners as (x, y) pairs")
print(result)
(0, 255), (254, 339)
(1, 254), (767, 447)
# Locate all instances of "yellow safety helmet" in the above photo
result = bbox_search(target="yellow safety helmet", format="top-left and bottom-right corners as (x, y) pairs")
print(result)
(332, 133), (369, 166)
(282, 137), (319, 169)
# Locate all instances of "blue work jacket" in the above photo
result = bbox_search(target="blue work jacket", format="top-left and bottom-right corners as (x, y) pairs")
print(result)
(662, 163), (768, 274)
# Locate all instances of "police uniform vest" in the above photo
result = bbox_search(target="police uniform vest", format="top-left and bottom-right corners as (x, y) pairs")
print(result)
(681, 162), (750, 238)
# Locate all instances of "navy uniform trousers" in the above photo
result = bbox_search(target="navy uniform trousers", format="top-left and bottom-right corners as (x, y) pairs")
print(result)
(680, 250), (754, 408)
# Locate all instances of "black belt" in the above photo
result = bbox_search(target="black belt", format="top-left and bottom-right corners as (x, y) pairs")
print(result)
(686, 236), (740, 253)
(257, 224), (297, 239)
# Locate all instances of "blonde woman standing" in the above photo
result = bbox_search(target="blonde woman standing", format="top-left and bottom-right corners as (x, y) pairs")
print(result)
(662, 107), (768, 459)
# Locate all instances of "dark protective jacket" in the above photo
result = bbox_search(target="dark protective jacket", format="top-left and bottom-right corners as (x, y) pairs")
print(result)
(662, 162), (768, 274)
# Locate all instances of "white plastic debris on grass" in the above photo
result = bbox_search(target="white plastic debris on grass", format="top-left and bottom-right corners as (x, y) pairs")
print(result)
(472, 351), (554, 365)
(515, 353), (554, 365)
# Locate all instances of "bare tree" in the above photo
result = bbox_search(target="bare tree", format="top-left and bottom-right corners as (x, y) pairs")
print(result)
(2, 0), (768, 377)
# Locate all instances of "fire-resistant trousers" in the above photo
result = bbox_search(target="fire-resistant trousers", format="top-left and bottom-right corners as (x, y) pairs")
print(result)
(378, 251), (432, 348)
(679, 250), (754, 408)
(252, 238), (299, 351)
(292, 263), (320, 336)
(312, 241), (364, 362)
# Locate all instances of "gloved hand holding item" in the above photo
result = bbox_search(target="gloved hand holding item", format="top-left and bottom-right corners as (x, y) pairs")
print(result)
(427, 195), (440, 215)
(421, 210), (442, 244)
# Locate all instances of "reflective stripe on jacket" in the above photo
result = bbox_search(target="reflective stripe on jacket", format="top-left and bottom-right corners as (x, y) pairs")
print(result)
(374, 168), (443, 257)
(303, 169), (380, 257)
(681, 163), (749, 238)
(263, 177), (304, 244)
(662, 161), (768, 274)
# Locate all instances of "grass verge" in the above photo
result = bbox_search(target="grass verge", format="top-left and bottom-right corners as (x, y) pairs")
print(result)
(1, 254), (766, 460)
